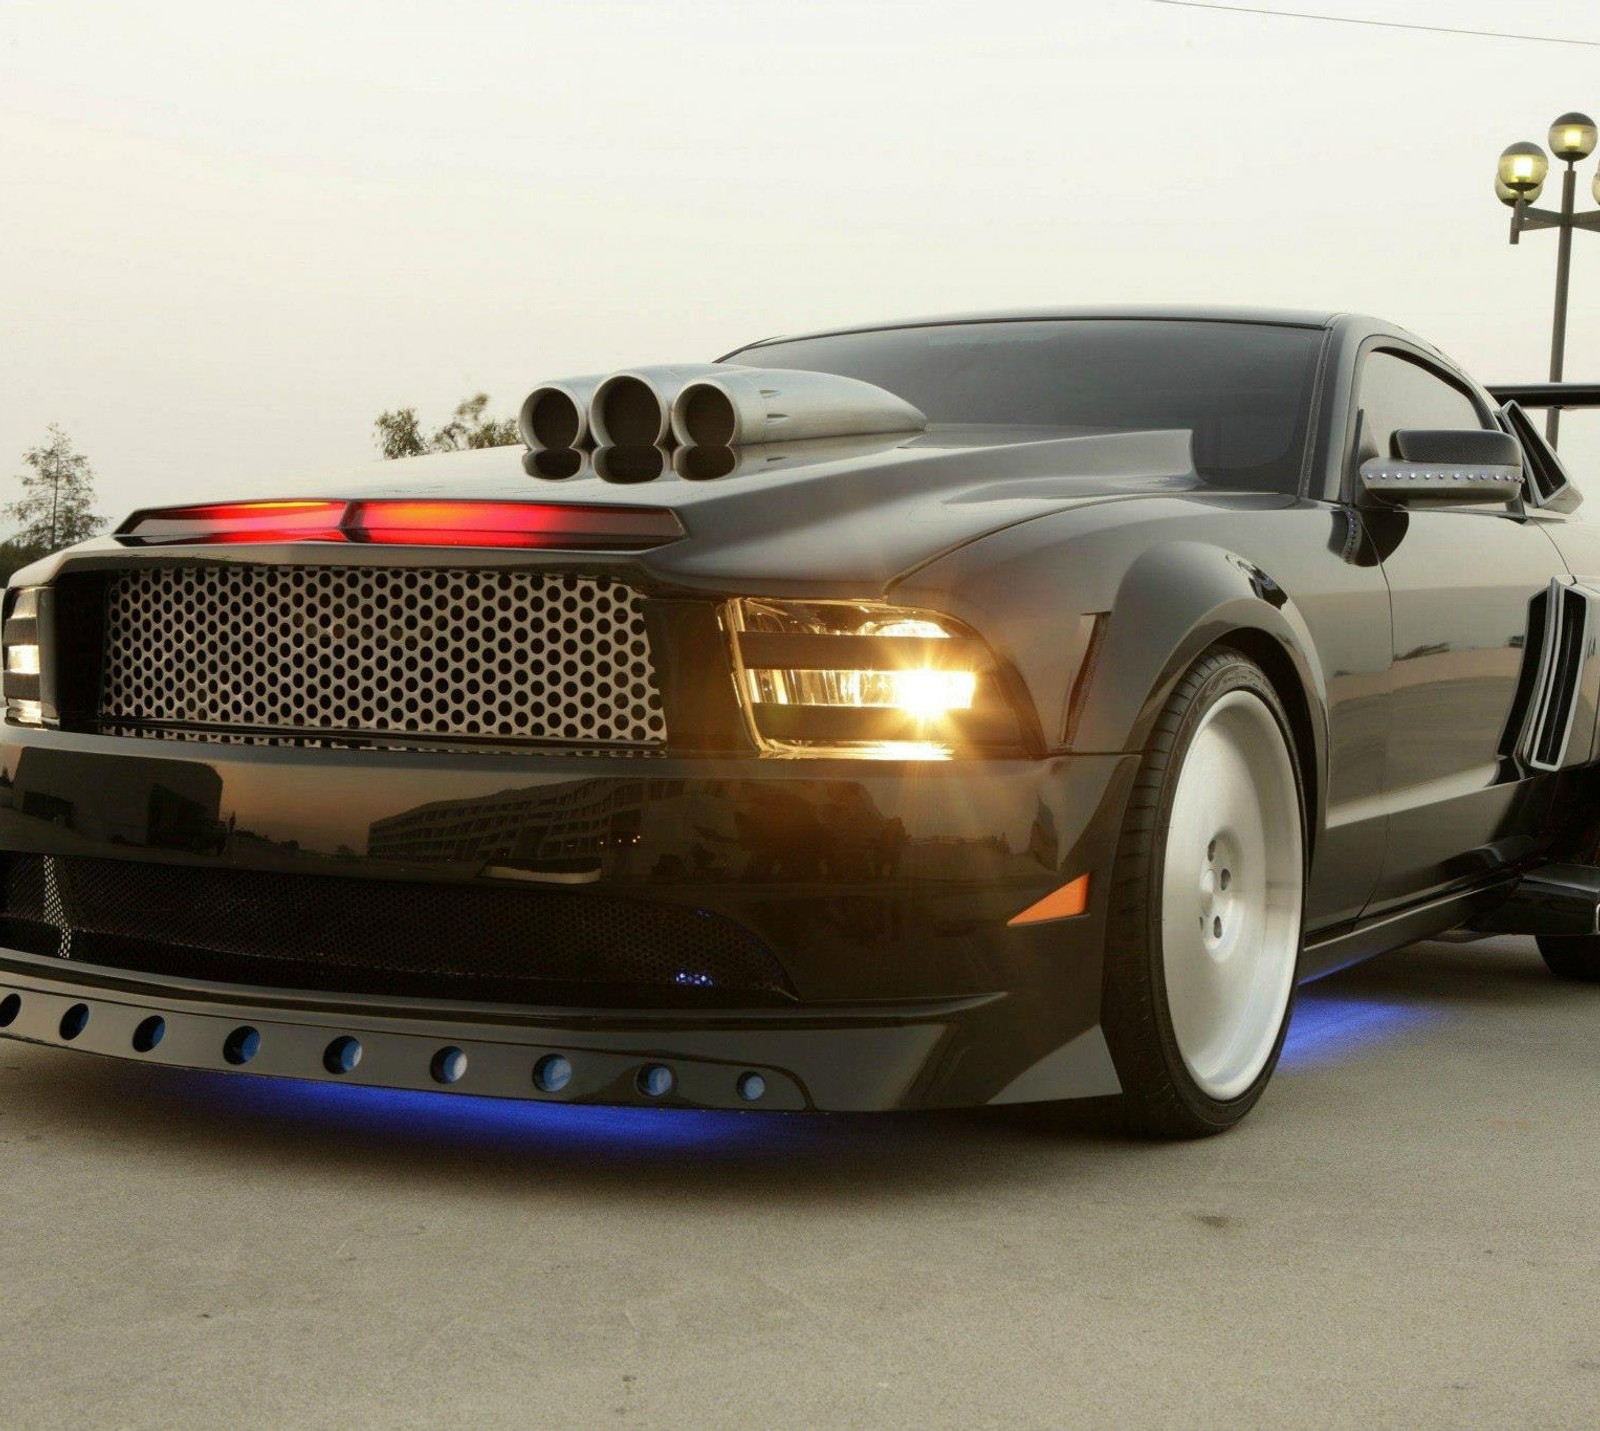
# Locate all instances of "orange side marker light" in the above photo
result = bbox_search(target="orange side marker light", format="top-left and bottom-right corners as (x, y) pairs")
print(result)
(1007, 873), (1091, 927)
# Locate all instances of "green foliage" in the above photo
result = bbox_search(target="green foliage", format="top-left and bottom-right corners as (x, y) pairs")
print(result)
(373, 407), (429, 460)
(7, 425), (103, 553)
(374, 394), (518, 460)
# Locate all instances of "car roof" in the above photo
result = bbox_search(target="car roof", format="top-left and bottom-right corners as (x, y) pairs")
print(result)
(732, 306), (1346, 352)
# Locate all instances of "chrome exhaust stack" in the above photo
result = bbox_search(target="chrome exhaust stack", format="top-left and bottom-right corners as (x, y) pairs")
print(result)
(670, 369), (927, 447)
(589, 365), (737, 447)
(518, 376), (606, 452)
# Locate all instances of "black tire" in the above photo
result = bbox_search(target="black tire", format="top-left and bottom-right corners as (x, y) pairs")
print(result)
(1536, 935), (1600, 982)
(1101, 648), (1307, 1139)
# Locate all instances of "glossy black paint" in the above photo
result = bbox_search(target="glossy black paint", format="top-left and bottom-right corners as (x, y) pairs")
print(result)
(0, 727), (1137, 1108)
(2, 306), (1595, 1111)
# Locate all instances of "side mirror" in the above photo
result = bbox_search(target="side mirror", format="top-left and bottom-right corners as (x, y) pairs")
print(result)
(1360, 428), (1524, 507)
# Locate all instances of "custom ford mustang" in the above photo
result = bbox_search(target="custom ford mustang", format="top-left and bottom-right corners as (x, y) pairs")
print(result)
(4, 307), (1600, 1137)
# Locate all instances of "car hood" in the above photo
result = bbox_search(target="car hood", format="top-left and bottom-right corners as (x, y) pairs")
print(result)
(102, 425), (1203, 594)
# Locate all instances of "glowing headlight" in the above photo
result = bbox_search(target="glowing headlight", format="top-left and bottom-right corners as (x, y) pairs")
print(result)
(727, 599), (1024, 756)
(5, 645), (40, 677)
(847, 619), (978, 715)
(746, 615), (979, 715)
(2, 587), (44, 725)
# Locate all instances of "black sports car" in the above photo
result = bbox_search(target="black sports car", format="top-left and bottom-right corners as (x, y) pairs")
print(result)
(4, 306), (1600, 1137)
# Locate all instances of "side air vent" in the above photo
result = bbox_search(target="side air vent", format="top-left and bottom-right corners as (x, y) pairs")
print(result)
(1521, 579), (1593, 772)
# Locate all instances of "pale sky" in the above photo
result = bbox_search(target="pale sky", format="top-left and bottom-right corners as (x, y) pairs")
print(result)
(5, 0), (1600, 523)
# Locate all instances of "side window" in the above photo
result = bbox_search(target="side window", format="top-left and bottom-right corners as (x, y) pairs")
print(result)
(1357, 350), (1487, 462)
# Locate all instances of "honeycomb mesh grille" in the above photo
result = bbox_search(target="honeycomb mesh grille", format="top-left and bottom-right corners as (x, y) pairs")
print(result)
(98, 565), (668, 747)
(1, 855), (795, 1006)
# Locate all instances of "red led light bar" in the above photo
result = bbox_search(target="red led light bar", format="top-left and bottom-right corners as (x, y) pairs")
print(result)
(118, 499), (684, 550)
(120, 500), (349, 544)
(345, 500), (683, 549)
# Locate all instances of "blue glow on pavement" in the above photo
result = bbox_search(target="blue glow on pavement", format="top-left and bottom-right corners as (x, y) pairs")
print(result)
(1280, 992), (1435, 1069)
(175, 1071), (782, 1152)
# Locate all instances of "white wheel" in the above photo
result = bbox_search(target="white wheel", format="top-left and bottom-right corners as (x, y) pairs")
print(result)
(1102, 649), (1306, 1137)
(1159, 689), (1303, 1100)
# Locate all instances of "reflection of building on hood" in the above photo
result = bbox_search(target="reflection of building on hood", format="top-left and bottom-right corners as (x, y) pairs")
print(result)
(368, 779), (648, 866)
(9, 746), (225, 853)
(734, 783), (912, 883)
(735, 787), (830, 882)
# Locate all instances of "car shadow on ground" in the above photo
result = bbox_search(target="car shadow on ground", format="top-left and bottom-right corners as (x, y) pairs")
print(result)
(1, 935), (1587, 1205)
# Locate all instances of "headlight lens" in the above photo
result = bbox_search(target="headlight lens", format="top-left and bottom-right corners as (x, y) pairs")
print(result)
(727, 599), (1024, 756)
(2, 587), (44, 725)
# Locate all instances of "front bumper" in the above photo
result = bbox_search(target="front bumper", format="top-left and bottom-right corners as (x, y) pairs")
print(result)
(0, 725), (1136, 1110)
(0, 950), (1126, 1112)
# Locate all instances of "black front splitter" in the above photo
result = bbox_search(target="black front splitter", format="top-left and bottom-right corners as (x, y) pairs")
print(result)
(0, 946), (1016, 1113)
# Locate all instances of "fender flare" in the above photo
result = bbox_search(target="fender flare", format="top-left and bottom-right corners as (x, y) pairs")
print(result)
(1070, 540), (1330, 840)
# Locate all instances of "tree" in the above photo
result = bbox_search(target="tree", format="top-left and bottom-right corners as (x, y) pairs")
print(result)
(374, 394), (518, 459)
(373, 407), (428, 460)
(7, 425), (102, 553)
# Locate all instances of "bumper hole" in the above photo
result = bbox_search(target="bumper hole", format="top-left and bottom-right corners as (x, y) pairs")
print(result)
(636, 1063), (675, 1099)
(59, 1004), (90, 1041)
(0, 994), (19, 1028)
(324, 1036), (362, 1075)
(132, 1016), (166, 1053)
(430, 1046), (467, 1085)
(533, 1054), (573, 1093)
(224, 1025), (261, 1066)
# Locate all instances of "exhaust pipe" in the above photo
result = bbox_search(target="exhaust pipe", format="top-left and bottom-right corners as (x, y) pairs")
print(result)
(589, 365), (736, 447)
(518, 375), (606, 451)
(671, 369), (926, 447)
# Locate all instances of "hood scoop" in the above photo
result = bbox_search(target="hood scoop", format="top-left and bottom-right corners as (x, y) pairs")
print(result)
(519, 362), (929, 477)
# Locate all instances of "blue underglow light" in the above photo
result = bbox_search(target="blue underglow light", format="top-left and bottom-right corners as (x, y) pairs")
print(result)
(1280, 991), (1435, 1070)
(674, 970), (716, 987)
(175, 1072), (777, 1153)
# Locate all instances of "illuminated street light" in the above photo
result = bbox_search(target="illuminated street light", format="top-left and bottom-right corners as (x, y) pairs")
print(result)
(1550, 112), (1598, 163)
(1496, 175), (1544, 207)
(1499, 141), (1550, 194)
(1498, 113), (1600, 445)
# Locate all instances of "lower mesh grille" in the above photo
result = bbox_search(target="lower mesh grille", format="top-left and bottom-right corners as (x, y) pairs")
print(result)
(0, 855), (794, 1006)
(97, 564), (669, 748)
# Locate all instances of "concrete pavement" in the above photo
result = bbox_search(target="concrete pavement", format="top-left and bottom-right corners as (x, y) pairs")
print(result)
(1, 933), (1597, 1430)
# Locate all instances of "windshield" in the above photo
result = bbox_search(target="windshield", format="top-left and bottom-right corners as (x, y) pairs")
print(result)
(726, 318), (1325, 494)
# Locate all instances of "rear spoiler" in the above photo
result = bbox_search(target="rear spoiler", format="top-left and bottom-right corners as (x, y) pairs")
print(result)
(1488, 383), (1600, 409)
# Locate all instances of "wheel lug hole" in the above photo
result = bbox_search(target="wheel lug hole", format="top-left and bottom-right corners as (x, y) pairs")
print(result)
(1207, 840), (1217, 862)
(1220, 869), (1231, 890)
(1212, 916), (1223, 938)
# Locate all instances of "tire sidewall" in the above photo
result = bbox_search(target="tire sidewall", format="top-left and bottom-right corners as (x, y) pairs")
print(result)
(1144, 654), (1307, 1129)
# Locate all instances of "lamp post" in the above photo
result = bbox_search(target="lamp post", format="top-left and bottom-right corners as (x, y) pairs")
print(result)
(1497, 112), (1600, 446)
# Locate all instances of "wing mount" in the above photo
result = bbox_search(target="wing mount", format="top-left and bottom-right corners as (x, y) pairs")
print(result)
(1488, 382), (1600, 409)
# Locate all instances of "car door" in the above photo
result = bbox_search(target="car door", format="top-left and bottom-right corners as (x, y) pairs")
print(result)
(1355, 346), (1568, 914)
